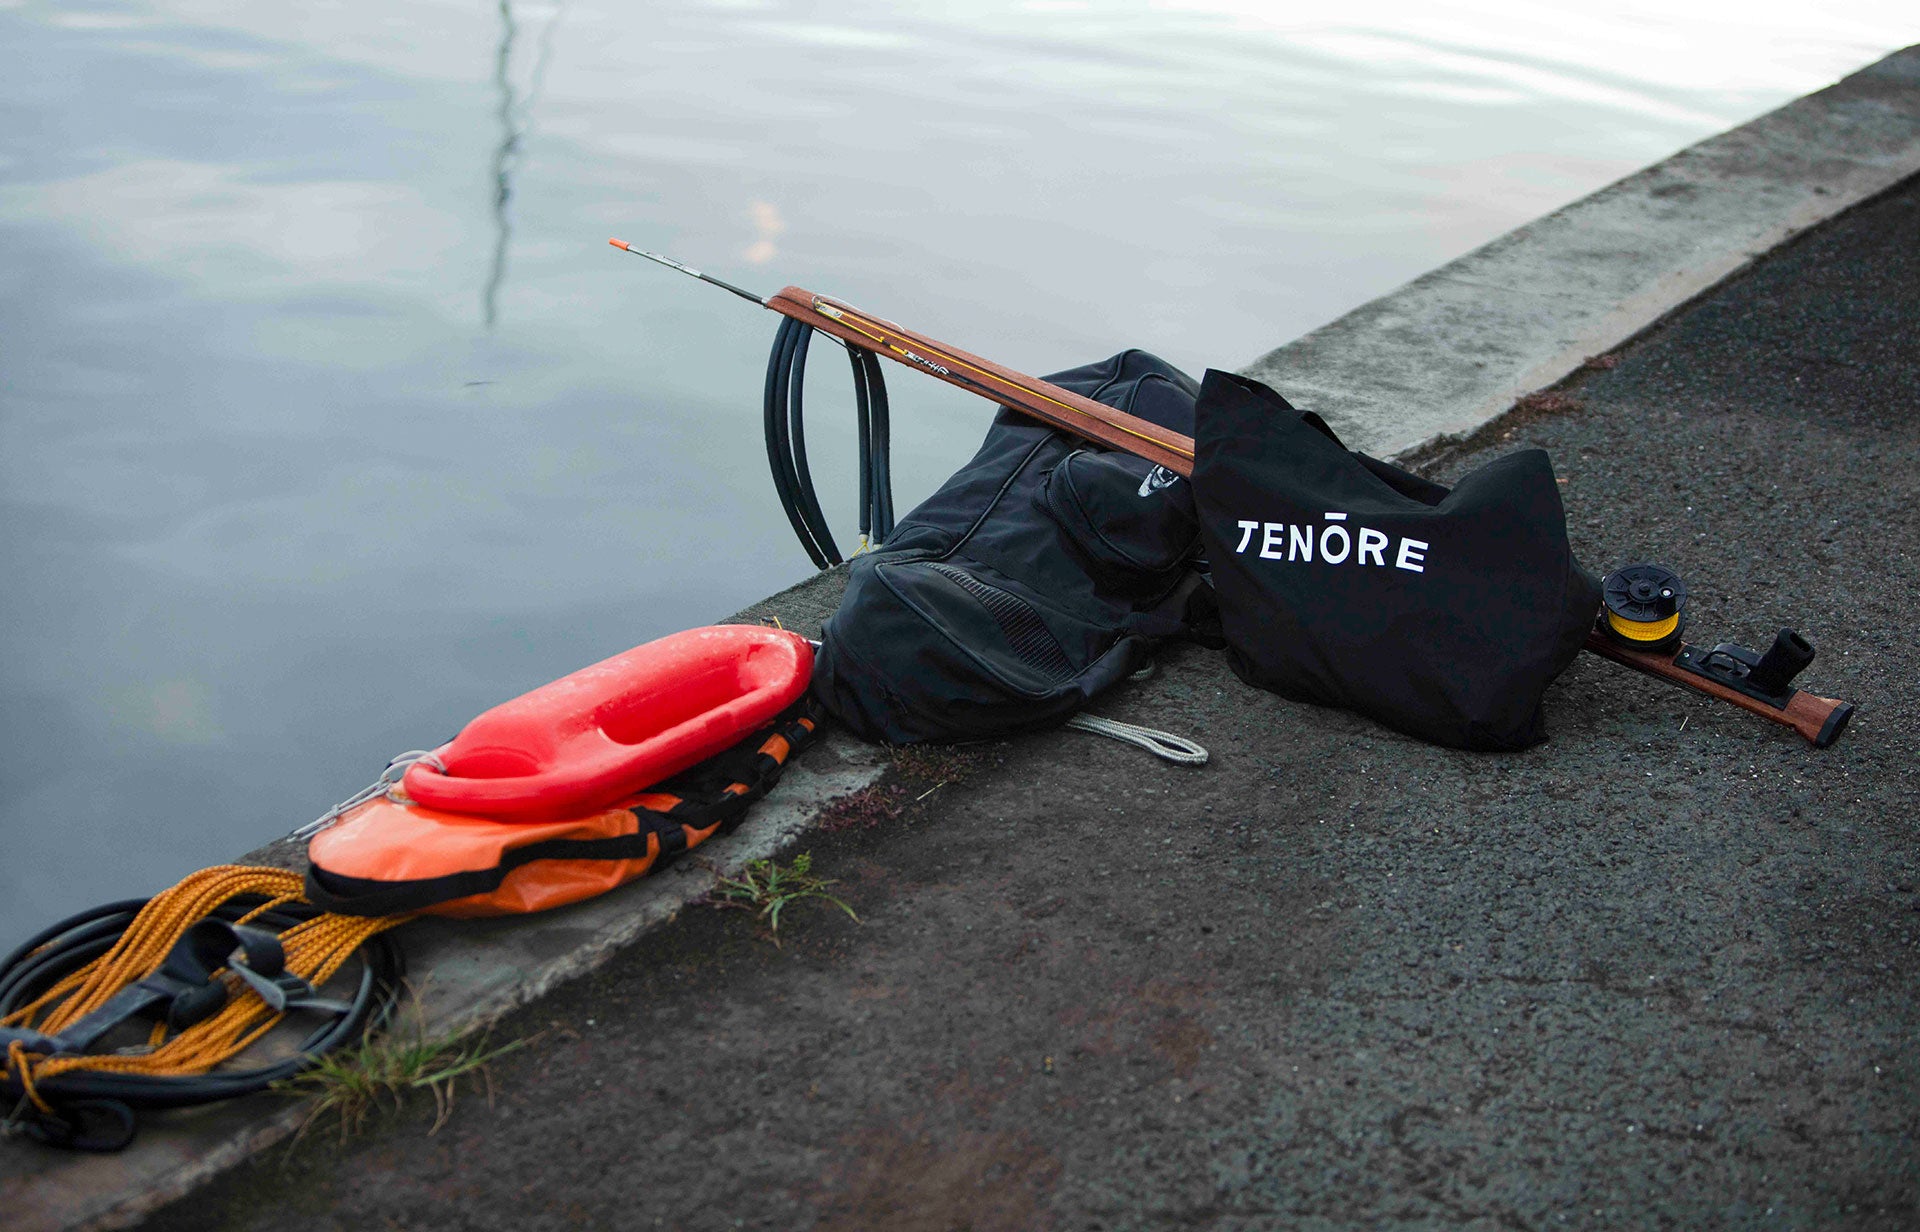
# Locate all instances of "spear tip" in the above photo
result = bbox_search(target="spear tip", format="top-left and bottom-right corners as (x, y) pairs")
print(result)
(609, 237), (632, 251)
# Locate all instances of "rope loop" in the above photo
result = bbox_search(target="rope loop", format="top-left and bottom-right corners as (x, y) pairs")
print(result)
(1064, 714), (1208, 765)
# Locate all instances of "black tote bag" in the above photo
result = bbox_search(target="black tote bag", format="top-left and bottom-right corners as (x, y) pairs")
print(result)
(1192, 370), (1599, 750)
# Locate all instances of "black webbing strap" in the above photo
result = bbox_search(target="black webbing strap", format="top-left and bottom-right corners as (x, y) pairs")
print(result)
(36, 921), (279, 1054)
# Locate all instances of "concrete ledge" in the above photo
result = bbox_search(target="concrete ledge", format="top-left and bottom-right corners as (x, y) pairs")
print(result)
(6, 42), (1918, 1232)
(1243, 46), (1920, 458)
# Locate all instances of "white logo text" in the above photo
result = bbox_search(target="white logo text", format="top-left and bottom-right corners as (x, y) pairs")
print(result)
(1231, 512), (1428, 573)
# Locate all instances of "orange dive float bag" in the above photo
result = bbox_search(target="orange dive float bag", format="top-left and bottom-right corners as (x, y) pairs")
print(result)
(303, 625), (820, 917)
(305, 702), (819, 917)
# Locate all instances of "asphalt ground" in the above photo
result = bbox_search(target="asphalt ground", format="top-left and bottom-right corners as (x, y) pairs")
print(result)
(141, 177), (1919, 1231)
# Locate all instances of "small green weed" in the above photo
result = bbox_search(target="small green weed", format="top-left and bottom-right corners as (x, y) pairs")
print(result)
(276, 1008), (534, 1140)
(709, 852), (858, 944)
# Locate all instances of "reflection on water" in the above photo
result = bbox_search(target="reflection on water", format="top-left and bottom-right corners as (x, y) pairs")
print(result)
(485, 0), (565, 329)
(0, 0), (1912, 942)
(485, 0), (519, 330)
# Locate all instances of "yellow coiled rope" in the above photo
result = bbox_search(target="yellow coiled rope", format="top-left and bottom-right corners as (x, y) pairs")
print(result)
(2, 865), (404, 1120)
(1604, 608), (1681, 645)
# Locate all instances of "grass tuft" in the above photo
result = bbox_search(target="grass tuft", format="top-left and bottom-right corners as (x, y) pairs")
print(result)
(709, 852), (858, 945)
(276, 1003), (534, 1141)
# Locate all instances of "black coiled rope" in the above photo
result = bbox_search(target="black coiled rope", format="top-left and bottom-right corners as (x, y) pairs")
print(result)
(0, 896), (404, 1152)
(764, 317), (894, 568)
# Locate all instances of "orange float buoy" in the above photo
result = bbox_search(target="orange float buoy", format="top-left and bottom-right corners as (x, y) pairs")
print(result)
(400, 626), (813, 822)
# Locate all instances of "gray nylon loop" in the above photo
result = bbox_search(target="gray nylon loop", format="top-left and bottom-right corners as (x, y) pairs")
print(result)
(1064, 714), (1208, 766)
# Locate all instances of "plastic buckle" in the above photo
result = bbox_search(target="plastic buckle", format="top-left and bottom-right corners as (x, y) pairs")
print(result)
(227, 964), (353, 1017)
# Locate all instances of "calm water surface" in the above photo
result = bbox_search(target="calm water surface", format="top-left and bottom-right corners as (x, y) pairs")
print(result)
(2, 0), (1912, 942)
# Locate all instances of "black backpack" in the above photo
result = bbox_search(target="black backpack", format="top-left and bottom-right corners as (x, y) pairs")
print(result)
(811, 351), (1207, 744)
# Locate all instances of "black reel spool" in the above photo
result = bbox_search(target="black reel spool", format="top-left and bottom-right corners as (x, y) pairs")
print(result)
(1600, 562), (1688, 652)
(763, 318), (896, 570)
